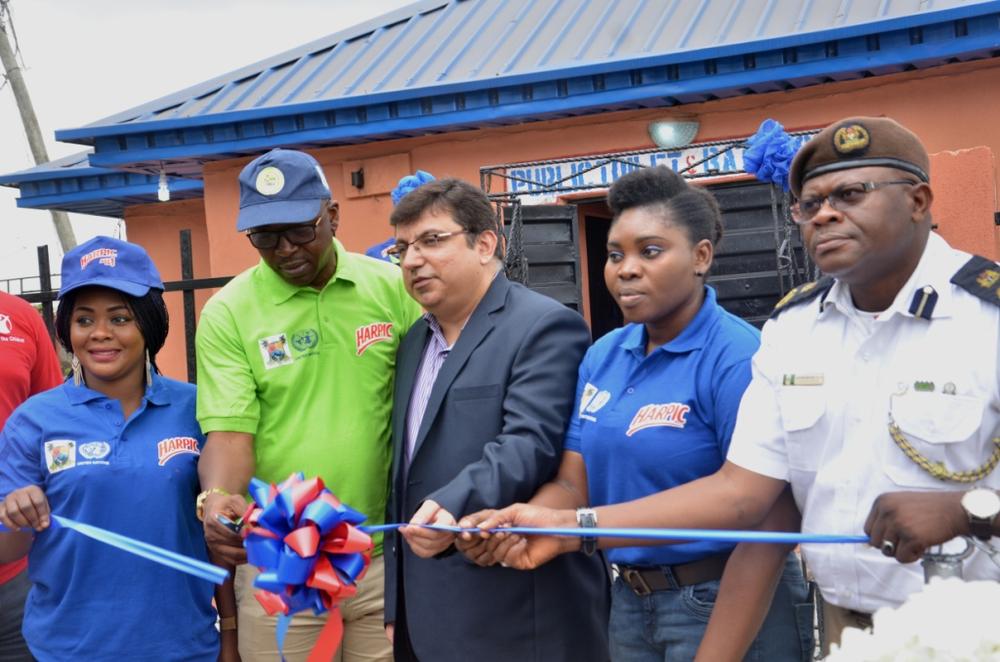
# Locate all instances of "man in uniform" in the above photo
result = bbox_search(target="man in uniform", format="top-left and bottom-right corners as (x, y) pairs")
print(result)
(195, 148), (421, 661)
(473, 117), (1000, 653)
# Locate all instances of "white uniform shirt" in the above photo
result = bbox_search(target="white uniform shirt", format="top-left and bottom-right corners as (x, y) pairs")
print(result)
(728, 233), (1000, 612)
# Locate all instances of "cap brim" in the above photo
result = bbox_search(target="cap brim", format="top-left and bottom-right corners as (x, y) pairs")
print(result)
(58, 278), (153, 299)
(237, 199), (324, 231)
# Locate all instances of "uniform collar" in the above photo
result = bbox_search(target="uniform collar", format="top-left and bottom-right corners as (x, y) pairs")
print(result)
(64, 370), (171, 407)
(261, 238), (356, 305)
(619, 285), (721, 357)
(822, 233), (959, 321)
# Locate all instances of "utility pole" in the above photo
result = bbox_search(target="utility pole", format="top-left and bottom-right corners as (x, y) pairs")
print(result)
(0, 1), (76, 253)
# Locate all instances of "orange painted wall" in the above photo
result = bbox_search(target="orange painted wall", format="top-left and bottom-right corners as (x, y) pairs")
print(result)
(125, 58), (1000, 377)
(124, 198), (212, 382)
(196, 58), (1000, 265)
(928, 146), (998, 256)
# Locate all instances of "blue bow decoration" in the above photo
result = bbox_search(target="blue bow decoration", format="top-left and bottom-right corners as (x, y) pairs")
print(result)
(391, 170), (436, 205)
(744, 119), (799, 191)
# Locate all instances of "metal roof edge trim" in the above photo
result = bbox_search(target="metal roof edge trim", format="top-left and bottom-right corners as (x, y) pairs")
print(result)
(0, 164), (123, 186)
(13, 179), (205, 208)
(83, 31), (1000, 169)
(54, 1), (1000, 144)
(71, 0), (447, 131)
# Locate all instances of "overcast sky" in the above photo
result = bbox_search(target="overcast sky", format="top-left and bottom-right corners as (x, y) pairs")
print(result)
(0, 0), (411, 284)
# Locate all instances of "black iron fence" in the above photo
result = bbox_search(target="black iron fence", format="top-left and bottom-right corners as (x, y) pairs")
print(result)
(4, 230), (231, 384)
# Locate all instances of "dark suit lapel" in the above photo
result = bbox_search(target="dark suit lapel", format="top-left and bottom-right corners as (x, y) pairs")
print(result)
(411, 275), (511, 460)
(391, 318), (430, 500)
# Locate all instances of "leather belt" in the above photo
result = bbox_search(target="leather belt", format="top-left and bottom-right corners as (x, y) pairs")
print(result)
(615, 554), (730, 596)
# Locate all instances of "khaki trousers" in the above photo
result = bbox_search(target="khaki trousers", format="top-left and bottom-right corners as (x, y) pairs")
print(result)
(235, 555), (392, 662)
(819, 594), (873, 657)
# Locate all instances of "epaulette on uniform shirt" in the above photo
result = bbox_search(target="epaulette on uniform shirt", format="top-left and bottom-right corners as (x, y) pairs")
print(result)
(951, 255), (1000, 307)
(770, 277), (835, 318)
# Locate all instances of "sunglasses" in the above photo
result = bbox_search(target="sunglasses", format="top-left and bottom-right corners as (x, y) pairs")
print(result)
(246, 215), (322, 249)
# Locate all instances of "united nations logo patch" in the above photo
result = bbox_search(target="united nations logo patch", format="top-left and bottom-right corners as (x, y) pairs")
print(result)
(291, 328), (319, 352)
(79, 441), (111, 460)
(255, 166), (285, 196)
(832, 124), (870, 155)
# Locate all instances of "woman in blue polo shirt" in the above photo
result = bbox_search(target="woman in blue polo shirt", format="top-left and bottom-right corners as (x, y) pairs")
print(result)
(463, 167), (811, 660)
(0, 237), (231, 662)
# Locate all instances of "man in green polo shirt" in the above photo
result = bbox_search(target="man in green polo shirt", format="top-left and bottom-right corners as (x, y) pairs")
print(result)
(196, 148), (421, 662)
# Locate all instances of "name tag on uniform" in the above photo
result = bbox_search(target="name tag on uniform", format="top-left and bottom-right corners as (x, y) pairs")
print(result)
(782, 373), (824, 386)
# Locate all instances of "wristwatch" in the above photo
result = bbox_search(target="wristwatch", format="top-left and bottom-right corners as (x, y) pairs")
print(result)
(576, 508), (598, 556)
(961, 488), (1000, 541)
(195, 487), (230, 522)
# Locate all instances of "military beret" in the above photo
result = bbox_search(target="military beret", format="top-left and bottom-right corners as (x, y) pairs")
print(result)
(789, 116), (930, 196)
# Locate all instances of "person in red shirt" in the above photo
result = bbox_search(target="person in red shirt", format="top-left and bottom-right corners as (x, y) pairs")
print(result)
(0, 290), (62, 661)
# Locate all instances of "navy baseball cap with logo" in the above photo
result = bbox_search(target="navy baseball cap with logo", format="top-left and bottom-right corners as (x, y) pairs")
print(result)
(59, 236), (164, 299)
(236, 148), (332, 231)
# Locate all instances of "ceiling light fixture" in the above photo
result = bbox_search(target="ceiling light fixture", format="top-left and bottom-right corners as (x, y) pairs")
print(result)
(648, 120), (700, 150)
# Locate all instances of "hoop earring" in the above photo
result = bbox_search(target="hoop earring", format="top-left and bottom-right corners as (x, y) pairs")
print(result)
(145, 350), (153, 388)
(71, 355), (83, 386)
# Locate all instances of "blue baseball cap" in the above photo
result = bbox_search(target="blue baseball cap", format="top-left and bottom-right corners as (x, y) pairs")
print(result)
(236, 148), (332, 231)
(59, 236), (164, 299)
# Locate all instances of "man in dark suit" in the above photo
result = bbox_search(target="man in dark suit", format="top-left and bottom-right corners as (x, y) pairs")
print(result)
(382, 179), (610, 661)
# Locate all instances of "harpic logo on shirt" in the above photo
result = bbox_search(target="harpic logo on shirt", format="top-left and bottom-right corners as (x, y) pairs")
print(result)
(356, 322), (393, 356)
(578, 382), (611, 422)
(80, 248), (118, 269)
(626, 402), (691, 437)
(157, 437), (200, 466)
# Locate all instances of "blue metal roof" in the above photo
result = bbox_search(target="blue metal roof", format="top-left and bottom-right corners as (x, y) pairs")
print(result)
(49, 0), (1000, 175)
(0, 151), (203, 217)
(4, 0), (1000, 216)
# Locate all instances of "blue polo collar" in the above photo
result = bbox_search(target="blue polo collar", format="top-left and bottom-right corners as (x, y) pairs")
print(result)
(64, 370), (171, 407)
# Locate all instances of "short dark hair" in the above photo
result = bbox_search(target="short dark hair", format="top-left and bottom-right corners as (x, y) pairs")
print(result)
(390, 178), (502, 257)
(607, 166), (724, 246)
(56, 286), (170, 373)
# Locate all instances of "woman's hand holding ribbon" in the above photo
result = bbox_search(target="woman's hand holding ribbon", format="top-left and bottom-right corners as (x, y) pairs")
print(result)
(1, 485), (51, 532)
(456, 509), (500, 567)
(461, 504), (580, 570)
(0, 486), (48, 564)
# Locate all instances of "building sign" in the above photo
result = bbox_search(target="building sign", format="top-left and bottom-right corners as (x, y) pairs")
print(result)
(503, 133), (814, 204)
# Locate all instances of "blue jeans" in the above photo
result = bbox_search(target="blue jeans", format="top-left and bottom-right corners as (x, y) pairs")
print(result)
(0, 569), (32, 662)
(609, 554), (813, 661)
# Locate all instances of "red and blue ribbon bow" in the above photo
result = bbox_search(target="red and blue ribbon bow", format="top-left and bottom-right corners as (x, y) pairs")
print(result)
(242, 473), (372, 662)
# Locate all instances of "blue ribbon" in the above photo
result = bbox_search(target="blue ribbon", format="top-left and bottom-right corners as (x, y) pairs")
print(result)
(363, 523), (868, 545)
(0, 516), (228, 585)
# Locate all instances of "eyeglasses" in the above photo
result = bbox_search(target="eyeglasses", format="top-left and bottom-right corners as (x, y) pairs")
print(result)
(791, 180), (918, 224)
(246, 216), (322, 249)
(386, 231), (470, 260)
